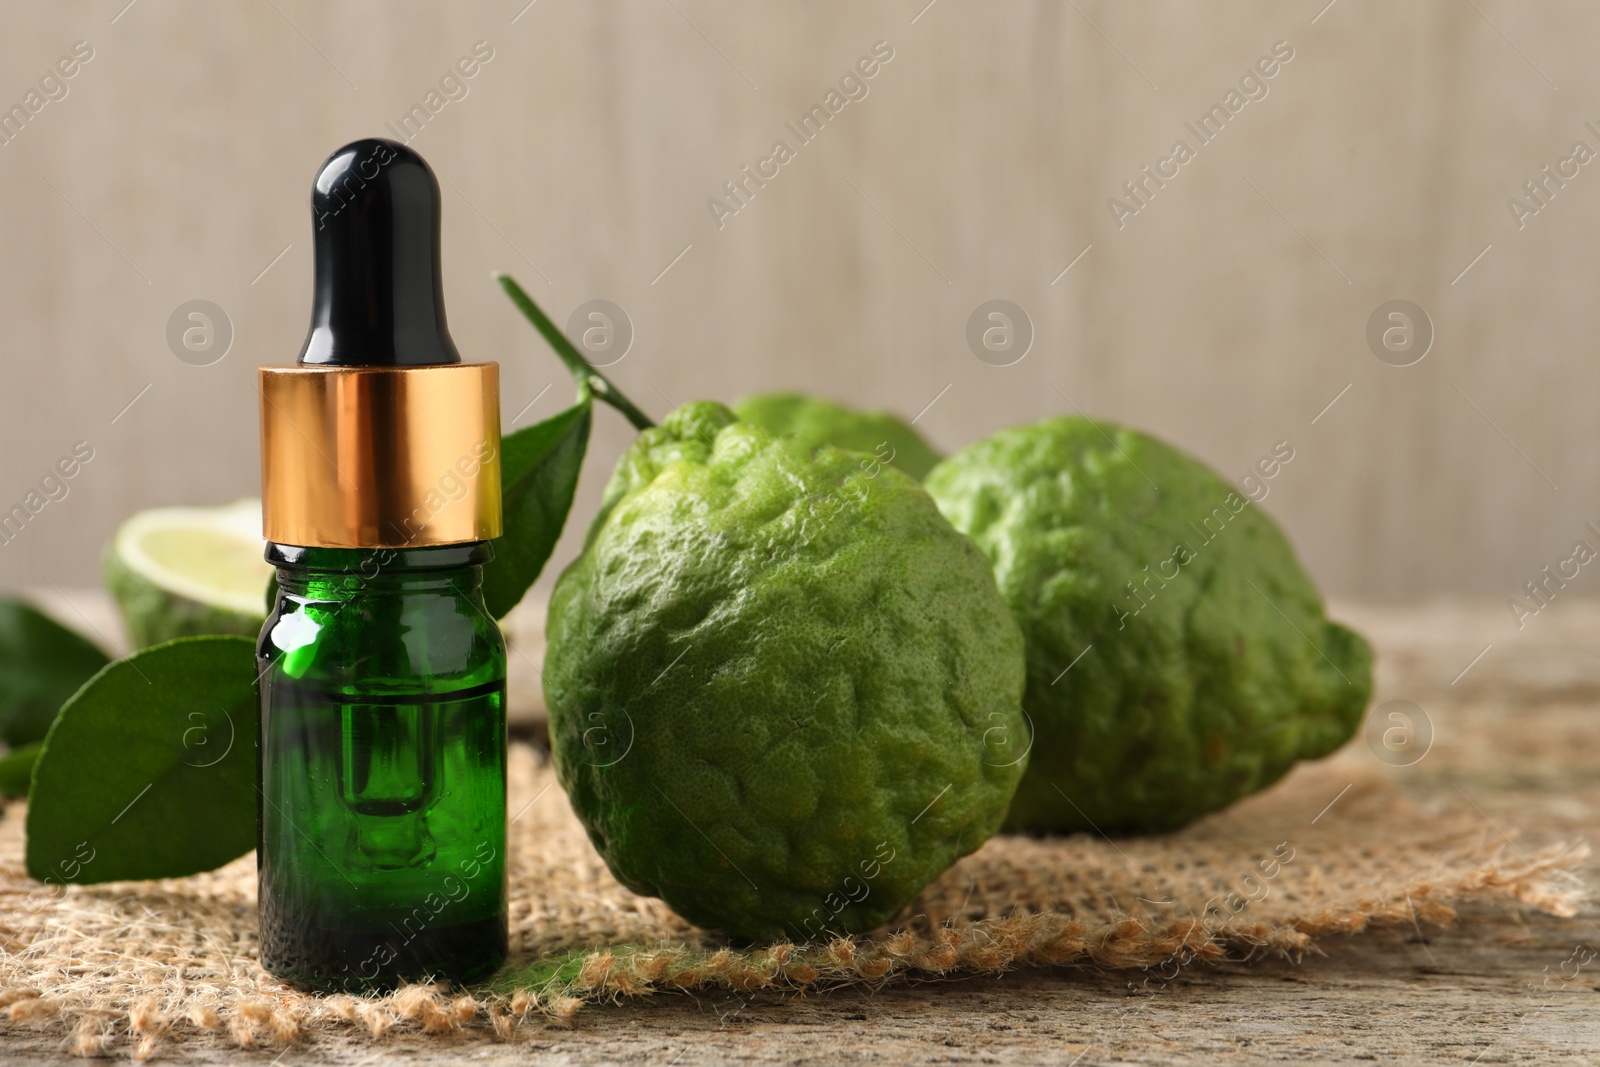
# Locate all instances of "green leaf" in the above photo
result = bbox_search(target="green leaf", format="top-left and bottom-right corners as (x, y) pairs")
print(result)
(0, 598), (111, 746)
(496, 273), (655, 431)
(0, 742), (40, 798)
(26, 635), (258, 885)
(483, 394), (593, 618)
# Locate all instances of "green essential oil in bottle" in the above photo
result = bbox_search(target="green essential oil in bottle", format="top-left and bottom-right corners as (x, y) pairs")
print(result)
(256, 138), (508, 992)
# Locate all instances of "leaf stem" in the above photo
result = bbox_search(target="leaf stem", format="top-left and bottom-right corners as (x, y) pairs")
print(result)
(496, 274), (656, 431)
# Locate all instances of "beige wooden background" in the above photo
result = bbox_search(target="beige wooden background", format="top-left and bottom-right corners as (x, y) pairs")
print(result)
(0, 0), (1591, 600)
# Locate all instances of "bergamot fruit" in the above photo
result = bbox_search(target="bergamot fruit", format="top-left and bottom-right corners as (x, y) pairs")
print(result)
(924, 416), (1371, 834)
(733, 392), (942, 480)
(104, 500), (272, 649)
(545, 401), (1027, 939)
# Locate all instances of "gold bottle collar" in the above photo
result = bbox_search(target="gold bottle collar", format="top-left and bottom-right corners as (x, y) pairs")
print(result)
(259, 363), (502, 549)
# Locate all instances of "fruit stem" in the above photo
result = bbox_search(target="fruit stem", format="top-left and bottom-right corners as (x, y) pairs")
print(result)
(496, 274), (655, 431)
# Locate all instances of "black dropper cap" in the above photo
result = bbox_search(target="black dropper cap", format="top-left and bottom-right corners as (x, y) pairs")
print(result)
(297, 138), (461, 366)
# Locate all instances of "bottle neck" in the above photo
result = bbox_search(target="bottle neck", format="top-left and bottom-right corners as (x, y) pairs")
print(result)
(268, 541), (493, 600)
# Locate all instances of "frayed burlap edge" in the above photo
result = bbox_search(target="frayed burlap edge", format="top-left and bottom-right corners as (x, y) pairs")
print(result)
(531, 840), (1590, 1001)
(0, 838), (1584, 1059)
(0, 741), (1587, 1059)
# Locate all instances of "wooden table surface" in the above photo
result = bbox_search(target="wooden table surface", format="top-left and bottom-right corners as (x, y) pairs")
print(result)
(7, 596), (1598, 1065)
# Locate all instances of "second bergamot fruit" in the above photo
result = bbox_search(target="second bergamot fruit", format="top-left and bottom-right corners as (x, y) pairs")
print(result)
(925, 416), (1371, 835)
(544, 401), (1028, 939)
(733, 392), (942, 480)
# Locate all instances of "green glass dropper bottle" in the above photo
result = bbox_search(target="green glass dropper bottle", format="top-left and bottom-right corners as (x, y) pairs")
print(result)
(255, 138), (508, 992)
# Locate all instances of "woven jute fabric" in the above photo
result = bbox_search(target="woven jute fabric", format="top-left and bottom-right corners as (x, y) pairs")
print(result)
(0, 742), (1582, 1059)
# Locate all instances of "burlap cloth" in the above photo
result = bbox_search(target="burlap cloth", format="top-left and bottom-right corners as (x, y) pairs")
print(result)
(0, 732), (1583, 1059)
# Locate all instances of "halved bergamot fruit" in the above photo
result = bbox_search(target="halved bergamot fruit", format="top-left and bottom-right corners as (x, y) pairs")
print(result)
(104, 500), (272, 649)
